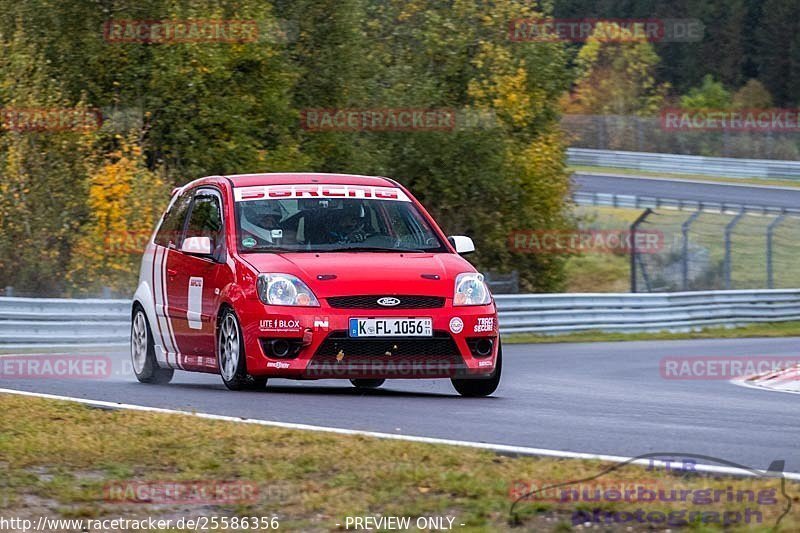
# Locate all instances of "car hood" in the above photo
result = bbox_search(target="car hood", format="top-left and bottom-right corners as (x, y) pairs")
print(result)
(240, 252), (475, 297)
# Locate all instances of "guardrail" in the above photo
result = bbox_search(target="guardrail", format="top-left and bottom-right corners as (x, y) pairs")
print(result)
(494, 289), (800, 334)
(0, 297), (130, 347)
(572, 191), (800, 216)
(1, 290), (799, 347)
(567, 148), (800, 180)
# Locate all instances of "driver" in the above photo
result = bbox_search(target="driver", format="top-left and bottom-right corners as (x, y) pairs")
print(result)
(328, 206), (368, 243)
(240, 202), (283, 244)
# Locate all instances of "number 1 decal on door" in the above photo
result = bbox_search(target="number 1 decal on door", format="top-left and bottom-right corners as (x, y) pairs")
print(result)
(187, 276), (203, 330)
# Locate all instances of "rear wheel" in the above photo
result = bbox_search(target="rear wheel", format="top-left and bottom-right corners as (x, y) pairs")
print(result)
(350, 378), (385, 389)
(451, 342), (502, 397)
(217, 309), (266, 391)
(131, 307), (174, 384)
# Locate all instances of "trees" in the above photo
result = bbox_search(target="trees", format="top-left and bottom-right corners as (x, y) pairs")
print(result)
(359, 0), (573, 291)
(66, 139), (169, 296)
(565, 22), (667, 116)
(679, 75), (731, 110)
(0, 26), (95, 295)
(0, 0), (574, 295)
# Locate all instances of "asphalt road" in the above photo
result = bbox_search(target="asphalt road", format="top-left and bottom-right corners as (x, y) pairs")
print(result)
(573, 172), (800, 210)
(2, 337), (798, 472)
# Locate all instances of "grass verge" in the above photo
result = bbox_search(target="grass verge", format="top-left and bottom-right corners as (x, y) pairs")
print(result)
(503, 321), (800, 345)
(0, 394), (797, 531)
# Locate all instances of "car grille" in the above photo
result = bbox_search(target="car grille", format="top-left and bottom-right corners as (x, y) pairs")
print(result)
(306, 331), (465, 378)
(326, 295), (445, 309)
(314, 331), (458, 357)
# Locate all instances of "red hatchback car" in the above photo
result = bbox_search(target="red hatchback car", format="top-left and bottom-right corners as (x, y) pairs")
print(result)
(131, 173), (501, 396)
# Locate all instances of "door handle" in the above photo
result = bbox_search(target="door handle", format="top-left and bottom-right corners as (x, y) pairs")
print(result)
(167, 268), (178, 279)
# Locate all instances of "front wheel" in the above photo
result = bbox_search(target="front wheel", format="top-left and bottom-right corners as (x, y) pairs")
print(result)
(131, 307), (173, 384)
(451, 342), (502, 397)
(217, 309), (266, 391)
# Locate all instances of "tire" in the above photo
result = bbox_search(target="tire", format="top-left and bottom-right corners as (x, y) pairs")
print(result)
(350, 378), (385, 389)
(217, 308), (266, 391)
(131, 307), (174, 384)
(451, 341), (502, 397)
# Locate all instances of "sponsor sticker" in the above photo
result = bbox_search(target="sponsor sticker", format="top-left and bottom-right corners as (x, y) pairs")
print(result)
(234, 184), (411, 202)
(474, 317), (494, 333)
(449, 317), (464, 334)
(259, 319), (301, 332)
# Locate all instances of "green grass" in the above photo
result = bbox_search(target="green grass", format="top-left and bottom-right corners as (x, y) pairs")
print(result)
(570, 165), (800, 189)
(562, 206), (639, 293)
(0, 394), (796, 532)
(503, 320), (800, 345)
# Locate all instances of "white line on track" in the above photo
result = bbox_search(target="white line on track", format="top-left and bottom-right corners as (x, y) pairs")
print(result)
(2, 387), (799, 481)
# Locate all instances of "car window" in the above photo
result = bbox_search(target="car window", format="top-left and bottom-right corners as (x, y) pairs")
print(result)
(184, 193), (224, 255)
(154, 189), (193, 248)
(235, 195), (446, 253)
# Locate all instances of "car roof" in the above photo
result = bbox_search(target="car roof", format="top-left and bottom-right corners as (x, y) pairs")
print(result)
(223, 173), (396, 188)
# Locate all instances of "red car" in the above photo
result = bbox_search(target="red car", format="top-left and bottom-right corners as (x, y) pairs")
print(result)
(130, 173), (501, 396)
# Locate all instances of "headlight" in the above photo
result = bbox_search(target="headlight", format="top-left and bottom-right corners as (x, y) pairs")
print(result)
(257, 274), (320, 307)
(453, 273), (492, 306)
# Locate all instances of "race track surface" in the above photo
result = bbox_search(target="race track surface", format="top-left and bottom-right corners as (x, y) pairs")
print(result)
(572, 172), (800, 210)
(2, 337), (798, 473)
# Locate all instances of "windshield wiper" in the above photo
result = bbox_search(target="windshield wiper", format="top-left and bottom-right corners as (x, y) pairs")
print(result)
(324, 246), (427, 253)
(242, 246), (306, 253)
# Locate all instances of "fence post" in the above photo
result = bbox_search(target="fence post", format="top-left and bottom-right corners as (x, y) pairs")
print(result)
(767, 213), (787, 289)
(724, 211), (746, 290)
(681, 211), (702, 291)
(630, 208), (653, 293)
(4, 286), (12, 297)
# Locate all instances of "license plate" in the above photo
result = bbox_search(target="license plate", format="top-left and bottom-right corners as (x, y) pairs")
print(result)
(349, 318), (432, 337)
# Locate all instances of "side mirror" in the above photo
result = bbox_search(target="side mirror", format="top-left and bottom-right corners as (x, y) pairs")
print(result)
(448, 235), (475, 255)
(181, 236), (213, 256)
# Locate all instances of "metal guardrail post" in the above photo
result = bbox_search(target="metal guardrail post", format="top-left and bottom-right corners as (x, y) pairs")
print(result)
(681, 211), (702, 291)
(630, 208), (653, 293)
(724, 210), (746, 290)
(767, 213), (787, 289)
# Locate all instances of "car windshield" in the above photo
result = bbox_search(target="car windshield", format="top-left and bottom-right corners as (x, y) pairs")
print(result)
(234, 188), (447, 253)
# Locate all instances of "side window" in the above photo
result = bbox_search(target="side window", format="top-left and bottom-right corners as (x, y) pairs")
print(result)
(155, 190), (193, 248)
(184, 194), (224, 256)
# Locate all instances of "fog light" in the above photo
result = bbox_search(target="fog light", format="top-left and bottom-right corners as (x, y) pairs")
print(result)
(261, 338), (304, 359)
(467, 337), (494, 358)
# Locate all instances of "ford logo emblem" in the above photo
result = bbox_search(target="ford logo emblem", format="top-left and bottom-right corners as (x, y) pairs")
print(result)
(377, 297), (401, 307)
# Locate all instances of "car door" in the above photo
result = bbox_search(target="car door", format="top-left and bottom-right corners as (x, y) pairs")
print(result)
(151, 188), (194, 369)
(165, 188), (228, 370)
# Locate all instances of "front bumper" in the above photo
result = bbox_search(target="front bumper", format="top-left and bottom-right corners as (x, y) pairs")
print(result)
(239, 301), (499, 379)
